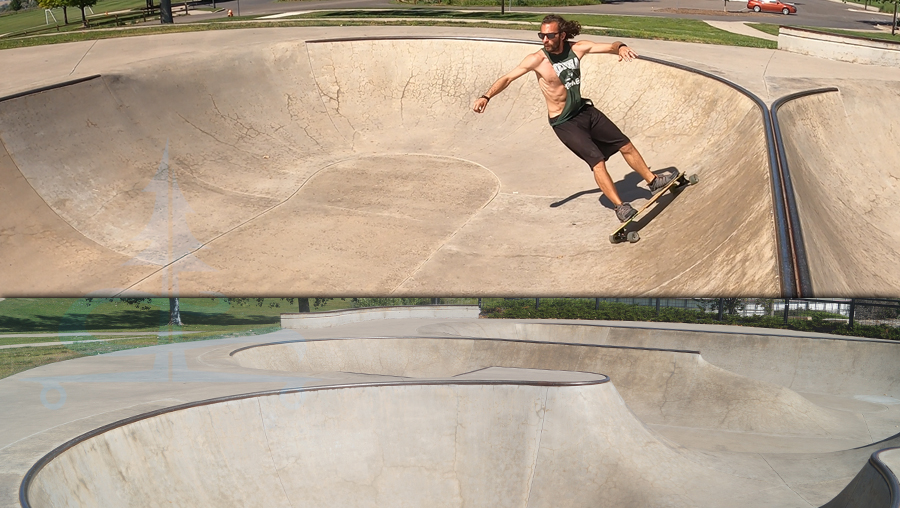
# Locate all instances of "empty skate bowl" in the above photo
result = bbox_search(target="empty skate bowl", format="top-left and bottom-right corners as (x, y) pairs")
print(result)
(0, 34), (779, 296)
(19, 323), (900, 507)
(19, 378), (827, 508)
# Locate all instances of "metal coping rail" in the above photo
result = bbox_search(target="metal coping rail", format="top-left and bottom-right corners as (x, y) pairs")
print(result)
(871, 447), (900, 508)
(0, 75), (101, 104)
(770, 87), (840, 298)
(18, 375), (608, 508)
(228, 335), (702, 356)
(637, 55), (799, 297)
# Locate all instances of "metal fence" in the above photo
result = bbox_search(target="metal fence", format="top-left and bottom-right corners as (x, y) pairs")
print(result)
(470, 297), (900, 328)
(339, 297), (900, 329)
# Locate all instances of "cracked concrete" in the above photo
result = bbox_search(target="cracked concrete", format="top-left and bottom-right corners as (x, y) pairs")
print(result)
(0, 28), (793, 296)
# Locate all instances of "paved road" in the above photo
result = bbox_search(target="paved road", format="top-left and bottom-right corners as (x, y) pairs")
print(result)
(183, 0), (898, 31)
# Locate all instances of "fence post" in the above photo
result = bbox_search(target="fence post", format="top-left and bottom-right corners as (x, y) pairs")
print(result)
(783, 298), (790, 325)
(535, 298), (540, 309)
(595, 298), (600, 310)
(717, 298), (724, 321)
(478, 298), (482, 309)
(849, 299), (856, 328)
(656, 298), (661, 314)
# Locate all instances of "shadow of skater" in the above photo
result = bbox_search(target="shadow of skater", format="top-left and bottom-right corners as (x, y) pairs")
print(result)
(550, 188), (602, 208)
(552, 166), (678, 210)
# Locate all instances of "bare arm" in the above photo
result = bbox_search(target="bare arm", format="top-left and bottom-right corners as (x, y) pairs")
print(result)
(572, 40), (638, 62)
(473, 53), (541, 113)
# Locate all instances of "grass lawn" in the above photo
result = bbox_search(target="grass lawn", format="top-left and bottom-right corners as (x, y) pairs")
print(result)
(747, 22), (780, 36)
(0, 327), (285, 379)
(0, 297), (482, 378)
(291, 10), (778, 47)
(0, 8), (779, 50)
(0, 297), (359, 339)
(0, 0), (149, 35)
(0, 297), (365, 378)
(840, 0), (897, 13)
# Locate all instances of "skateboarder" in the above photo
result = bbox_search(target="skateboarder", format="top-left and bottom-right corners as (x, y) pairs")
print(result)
(473, 14), (675, 222)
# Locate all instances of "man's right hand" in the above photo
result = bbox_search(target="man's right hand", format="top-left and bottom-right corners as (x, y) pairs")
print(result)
(473, 97), (489, 113)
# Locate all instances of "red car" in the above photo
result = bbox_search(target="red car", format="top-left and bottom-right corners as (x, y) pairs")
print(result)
(747, 0), (797, 14)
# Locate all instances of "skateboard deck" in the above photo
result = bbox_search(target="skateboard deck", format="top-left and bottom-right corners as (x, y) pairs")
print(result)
(609, 171), (698, 244)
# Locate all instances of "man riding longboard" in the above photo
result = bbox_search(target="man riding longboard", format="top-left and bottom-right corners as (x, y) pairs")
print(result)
(473, 14), (675, 222)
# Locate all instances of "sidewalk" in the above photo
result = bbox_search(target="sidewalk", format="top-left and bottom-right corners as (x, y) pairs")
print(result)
(704, 19), (780, 41)
(0, 331), (207, 350)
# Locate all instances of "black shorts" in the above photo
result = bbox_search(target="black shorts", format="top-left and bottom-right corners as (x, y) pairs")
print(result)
(551, 105), (630, 169)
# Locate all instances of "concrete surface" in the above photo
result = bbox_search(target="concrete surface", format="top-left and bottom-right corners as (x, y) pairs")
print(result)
(705, 19), (781, 41)
(775, 82), (900, 295)
(232, 336), (879, 450)
(0, 29), (780, 296)
(780, 26), (900, 67)
(23, 382), (812, 507)
(2, 26), (899, 297)
(281, 305), (481, 329)
(822, 447), (900, 508)
(3, 317), (899, 507)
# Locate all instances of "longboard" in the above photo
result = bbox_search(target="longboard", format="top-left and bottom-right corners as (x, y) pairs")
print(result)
(609, 171), (699, 244)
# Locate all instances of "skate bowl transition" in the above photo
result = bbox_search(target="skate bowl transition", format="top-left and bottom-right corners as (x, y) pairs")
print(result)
(773, 82), (900, 295)
(19, 318), (900, 507)
(0, 33), (782, 297)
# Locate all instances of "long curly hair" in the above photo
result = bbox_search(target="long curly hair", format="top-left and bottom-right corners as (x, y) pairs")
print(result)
(542, 14), (581, 40)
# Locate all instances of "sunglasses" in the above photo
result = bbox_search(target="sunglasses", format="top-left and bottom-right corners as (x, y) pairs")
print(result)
(537, 32), (561, 40)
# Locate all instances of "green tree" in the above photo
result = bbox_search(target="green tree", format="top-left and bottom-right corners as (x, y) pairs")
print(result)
(9, 0), (22, 11)
(229, 298), (333, 313)
(67, 0), (97, 27)
(86, 297), (184, 325)
(38, 0), (69, 24)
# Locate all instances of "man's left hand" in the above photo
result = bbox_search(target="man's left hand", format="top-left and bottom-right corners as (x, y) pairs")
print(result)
(618, 46), (638, 62)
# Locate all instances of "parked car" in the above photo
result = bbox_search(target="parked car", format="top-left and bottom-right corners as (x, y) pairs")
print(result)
(747, 0), (797, 14)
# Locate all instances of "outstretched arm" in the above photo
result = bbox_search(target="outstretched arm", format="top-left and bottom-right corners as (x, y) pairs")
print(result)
(473, 53), (541, 113)
(572, 40), (638, 62)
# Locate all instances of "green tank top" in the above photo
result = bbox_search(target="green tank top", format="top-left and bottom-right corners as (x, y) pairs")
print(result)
(543, 41), (585, 126)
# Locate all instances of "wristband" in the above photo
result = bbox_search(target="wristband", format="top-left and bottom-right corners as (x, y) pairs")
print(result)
(481, 95), (491, 102)
(611, 42), (627, 53)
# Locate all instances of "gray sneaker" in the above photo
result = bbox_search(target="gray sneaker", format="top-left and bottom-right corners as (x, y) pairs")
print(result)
(615, 203), (637, 222)
(648, 172), (678, 194)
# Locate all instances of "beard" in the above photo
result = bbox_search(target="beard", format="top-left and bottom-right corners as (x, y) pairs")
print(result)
(544, 37), (563, 54)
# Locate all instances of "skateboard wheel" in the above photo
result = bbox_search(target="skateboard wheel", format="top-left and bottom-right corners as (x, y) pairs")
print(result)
(626, 231), (640, 243)
(689, 174), (699, 185)
(609, 234), (618, 244)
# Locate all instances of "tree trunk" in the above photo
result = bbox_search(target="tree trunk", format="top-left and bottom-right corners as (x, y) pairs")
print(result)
(160, 0), (173, 23)
(298, 298), (310, 313)
(63, 7), (68, 25)
(169, 297), (183, 326)
(81, 6), (87, 27)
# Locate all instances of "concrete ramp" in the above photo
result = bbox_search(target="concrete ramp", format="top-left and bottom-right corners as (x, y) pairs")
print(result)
(822, 448), (900, 508)
(776, 81), (900, 295)
(24, 380), (809, 507)
(420, 321), (900, 400)
(232, 337), (870, 445)
(0, 35), (779, 296)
